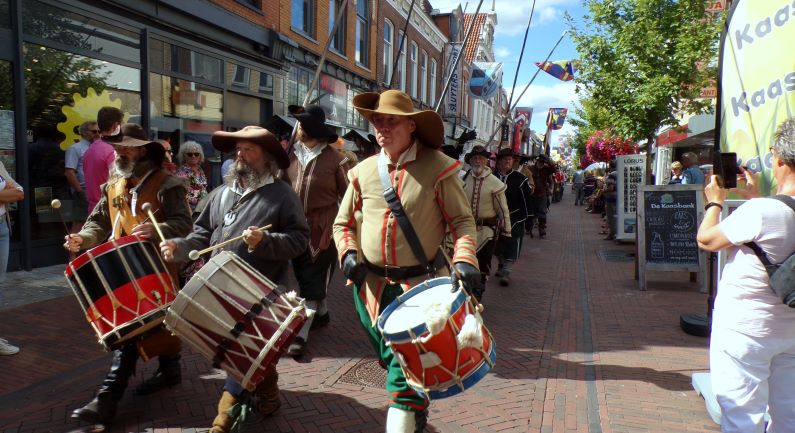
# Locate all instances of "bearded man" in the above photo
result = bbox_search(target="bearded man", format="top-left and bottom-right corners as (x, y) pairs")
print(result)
(64, 131), (192, 428)
(160, 126), (309, 433)
(462, 145), (511, 299)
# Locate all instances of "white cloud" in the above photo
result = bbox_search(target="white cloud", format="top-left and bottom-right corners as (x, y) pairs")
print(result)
(495, 46), (511, 58)
(428, 0), (579, 36)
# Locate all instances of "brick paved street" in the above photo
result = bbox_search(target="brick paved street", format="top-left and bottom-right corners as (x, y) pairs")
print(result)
(0, 191), (719, 433)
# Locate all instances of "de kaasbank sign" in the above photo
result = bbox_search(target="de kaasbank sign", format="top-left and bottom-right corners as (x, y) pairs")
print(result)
(719, 0), (795, 195)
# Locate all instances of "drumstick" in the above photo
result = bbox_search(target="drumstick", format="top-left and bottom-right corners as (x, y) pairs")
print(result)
(50, 199), (72, 238)
(140, 208), (160, 224)
(438, 246), (484, 312)
(141, 202), (167, 243)
(188, 224), (273, 260)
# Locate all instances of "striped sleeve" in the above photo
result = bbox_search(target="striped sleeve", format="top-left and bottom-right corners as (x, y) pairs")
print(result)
(333, 169), (363, 262)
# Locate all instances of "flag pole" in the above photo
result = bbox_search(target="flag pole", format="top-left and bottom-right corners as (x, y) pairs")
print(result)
(434, 0), (486, 114)
(286, 0), (349, 155)
(388, 0), (418, 89)
(482, 30), (567, 154)
(494, 0), (536, 151)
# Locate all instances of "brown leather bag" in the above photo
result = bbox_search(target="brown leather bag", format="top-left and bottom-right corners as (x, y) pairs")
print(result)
(136, 327), (182, 361)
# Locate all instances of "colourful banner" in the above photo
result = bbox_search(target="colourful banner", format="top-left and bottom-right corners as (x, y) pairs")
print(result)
(468, 62), (502, 99)
(513, 107), (533, 154)
(546, 108), (568, 131)
(719, 0), (795, 195)
(535, 60), (577, 82)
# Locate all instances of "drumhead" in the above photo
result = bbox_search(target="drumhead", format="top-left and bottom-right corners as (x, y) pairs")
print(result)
(380, 277), (463, 335)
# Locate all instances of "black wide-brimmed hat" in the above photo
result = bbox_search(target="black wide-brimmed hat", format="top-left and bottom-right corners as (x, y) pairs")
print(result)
(495, 148), (519, 160)
(211, 126), (289, 169)
(464, 145), (491, 164)
(288, 104), (338, 144)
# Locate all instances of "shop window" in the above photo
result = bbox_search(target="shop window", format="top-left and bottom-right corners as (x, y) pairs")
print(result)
(149, 39), (223, 85)
(259, 71), (274, 95)
(346, 88), (366, 129)
(328, 0), (345, 54)
(355, 0), (369, 66)
(291, 0), (315, 38)
(149, 72), (222, 186)
(0, 60), (18, 242)
(0, 0), (10, 29)
(383, 20), (393, 85)
(22, 0), (140, 62)
(286, 67), (314, 107)
(23, 43), (140, 241)
(226, 91), (270, 130)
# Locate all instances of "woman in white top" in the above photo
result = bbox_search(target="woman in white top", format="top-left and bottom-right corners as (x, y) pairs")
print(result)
(0, 160), (24, 355)
(697, 118), (795, 433)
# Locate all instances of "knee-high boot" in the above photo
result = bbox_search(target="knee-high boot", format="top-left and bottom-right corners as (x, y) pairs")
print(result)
(71, 343), (138, 424)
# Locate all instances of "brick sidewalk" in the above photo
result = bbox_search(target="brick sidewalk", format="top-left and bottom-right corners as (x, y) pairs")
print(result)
(0, 192), (718, 433)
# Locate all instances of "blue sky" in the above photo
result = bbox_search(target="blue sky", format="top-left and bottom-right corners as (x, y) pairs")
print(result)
(430, 0), (587, 146)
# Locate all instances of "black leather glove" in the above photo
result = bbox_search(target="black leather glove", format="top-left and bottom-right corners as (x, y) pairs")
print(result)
(342, 251), (366, 286)
(451, 262), (482, 295)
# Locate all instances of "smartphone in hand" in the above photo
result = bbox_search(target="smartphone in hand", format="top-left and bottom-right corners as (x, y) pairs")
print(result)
(720, 152), (739, 189)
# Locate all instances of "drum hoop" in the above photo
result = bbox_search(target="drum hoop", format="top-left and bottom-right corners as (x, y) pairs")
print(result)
(241, 304), (305, 391)
(65, 234), (145, 277)
(414, 341), (497, 400)
(377, 277), (466, 342)
(65, 261), (105, 346)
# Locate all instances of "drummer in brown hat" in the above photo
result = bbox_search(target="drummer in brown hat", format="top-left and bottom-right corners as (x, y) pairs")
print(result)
(65, 129), (193, 428)
(160, 126), (310, 433)
(332, 89), (480, 433)
(284, 105), (348, 358)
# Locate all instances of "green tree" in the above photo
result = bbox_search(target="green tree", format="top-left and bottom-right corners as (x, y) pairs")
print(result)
(566, 0), (722, 181)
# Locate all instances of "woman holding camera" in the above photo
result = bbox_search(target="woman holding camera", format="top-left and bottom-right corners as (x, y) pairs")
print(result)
(697, 118), (795, 433)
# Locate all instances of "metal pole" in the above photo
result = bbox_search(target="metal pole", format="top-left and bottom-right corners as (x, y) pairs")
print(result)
(388, 0), (418, 89)
(494, 0), (535, 150)
(482, 31), (567, 152)
(433, 0), (486, 113)
(287, 0), (349, 154)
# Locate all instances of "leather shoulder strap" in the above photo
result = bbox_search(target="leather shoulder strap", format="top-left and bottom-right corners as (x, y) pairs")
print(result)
(377, 153), (431, 269)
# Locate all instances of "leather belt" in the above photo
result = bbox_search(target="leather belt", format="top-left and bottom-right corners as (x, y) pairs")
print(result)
(363, 251), (446, 280)
(476, 216), (498, 226)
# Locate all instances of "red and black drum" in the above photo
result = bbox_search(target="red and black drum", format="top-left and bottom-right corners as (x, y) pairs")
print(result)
(64, 235), (177, 350)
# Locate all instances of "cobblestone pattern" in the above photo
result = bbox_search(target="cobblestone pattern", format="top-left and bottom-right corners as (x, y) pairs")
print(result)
(0, 191), (719, 432)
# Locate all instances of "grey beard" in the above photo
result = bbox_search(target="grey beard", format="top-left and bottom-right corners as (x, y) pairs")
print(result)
(114, 159), (134, 178)
(224, 163), (277, 190)
(472, 165), (485, 176)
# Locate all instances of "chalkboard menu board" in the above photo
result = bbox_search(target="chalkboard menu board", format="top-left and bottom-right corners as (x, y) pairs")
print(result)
(637, 185), (705, 291)
(643, 189), (699, 265)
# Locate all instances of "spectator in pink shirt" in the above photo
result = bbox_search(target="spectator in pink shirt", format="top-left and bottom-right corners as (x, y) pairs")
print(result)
(83, 107), (123, 213)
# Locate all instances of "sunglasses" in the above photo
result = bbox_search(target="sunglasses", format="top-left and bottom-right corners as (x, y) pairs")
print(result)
(88, 129), (100, 133)
(186, 152), (200, 157)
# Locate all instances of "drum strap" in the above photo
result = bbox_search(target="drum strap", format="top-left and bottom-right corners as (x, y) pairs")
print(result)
(377, 154), (435, 275)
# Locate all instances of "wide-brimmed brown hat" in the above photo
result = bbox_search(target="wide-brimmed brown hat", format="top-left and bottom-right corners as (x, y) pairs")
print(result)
(495, 148), (519, 160)
(212, 126), (289, 169)
(352, 90), (444, 148)
(115, 135), (151, 147)
(288, 104), (338, 143)
(465, 145), (491, 164)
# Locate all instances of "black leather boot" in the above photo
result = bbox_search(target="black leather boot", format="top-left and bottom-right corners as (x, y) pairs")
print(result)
(72, 344), (138, 424)
(136, 353), (181, 395)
